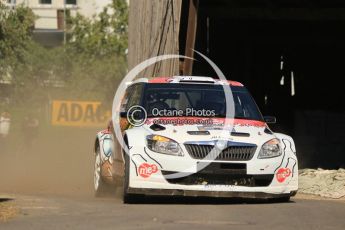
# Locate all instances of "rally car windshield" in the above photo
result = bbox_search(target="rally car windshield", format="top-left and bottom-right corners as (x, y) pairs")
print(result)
(143, 84), (264, 121)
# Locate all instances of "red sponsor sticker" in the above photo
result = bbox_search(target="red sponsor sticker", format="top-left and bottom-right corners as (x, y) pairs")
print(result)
(276, 168), (291, 183)
(138, 163), (158, 178)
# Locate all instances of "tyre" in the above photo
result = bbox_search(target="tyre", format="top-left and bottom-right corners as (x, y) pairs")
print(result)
(122, 141), (140, 204)
(123, 151), (135, 203)
(94, 145), (111, 197)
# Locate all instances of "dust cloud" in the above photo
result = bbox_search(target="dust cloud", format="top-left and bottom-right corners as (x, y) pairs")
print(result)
(0, 114), (101, 198)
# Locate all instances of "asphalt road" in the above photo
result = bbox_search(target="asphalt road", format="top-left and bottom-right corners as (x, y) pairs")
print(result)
(1, 130), (344, 229)
(1, 195), (345, 230)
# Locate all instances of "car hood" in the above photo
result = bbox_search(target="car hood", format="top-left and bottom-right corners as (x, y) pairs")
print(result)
(143, 117), (275, 146)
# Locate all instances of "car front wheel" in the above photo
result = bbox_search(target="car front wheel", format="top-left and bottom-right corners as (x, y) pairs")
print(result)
(122, 142), (141, 203)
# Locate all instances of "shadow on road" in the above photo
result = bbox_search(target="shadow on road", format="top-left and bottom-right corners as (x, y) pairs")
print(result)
(122, 195), (295, 205)
(0, 198), (13, 203)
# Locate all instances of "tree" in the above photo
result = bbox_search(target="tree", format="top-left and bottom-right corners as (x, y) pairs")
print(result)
(63, 0), (129, 101)
(0, 0), (129, 107)
(67, 0), (128, 59)
(0, 2), (36, 79)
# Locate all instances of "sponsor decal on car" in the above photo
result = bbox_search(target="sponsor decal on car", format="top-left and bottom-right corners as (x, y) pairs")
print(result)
(276, 168), (291, 183)
(138, 163), (158, 178)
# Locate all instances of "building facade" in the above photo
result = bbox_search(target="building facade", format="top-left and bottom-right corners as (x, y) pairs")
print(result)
(3, 0), (111, 30)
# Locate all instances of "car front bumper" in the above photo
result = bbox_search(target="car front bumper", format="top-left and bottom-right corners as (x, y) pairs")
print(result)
(128, 146), (298, 198)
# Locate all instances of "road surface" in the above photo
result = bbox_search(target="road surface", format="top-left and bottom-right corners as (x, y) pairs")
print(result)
(1, 130), (344, 229)
(1, 194), (345, 230)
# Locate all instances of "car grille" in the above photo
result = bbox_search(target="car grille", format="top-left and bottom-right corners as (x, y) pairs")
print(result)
(162, 163), (273, 187)
(184, 144), (257, 161)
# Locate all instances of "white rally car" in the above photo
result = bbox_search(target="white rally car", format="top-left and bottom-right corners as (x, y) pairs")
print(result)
(94, 76), (298, 203)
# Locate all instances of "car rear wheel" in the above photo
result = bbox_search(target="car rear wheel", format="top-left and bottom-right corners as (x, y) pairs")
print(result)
(94, 145), (110, 197)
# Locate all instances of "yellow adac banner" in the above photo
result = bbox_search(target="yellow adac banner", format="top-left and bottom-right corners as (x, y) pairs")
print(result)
(51, 100), (111, 127)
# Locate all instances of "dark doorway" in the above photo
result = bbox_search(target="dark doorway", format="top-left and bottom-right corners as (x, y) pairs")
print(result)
(184, 0), (345, 168)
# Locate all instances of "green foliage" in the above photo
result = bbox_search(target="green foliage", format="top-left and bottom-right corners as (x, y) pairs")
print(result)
(0, 3), (36, 78)
(63, 0), (129, 102)
(64, 55), (127, 101)
(67, 0), (128, 59)
(0, 0), (128, 109)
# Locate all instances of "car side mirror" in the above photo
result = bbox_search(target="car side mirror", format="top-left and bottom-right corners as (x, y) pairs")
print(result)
(264, 116), (276, 124)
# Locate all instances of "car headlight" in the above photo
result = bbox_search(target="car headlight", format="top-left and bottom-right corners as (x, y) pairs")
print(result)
(258, 138), (282, 159)
(146, 135), (183, 156)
